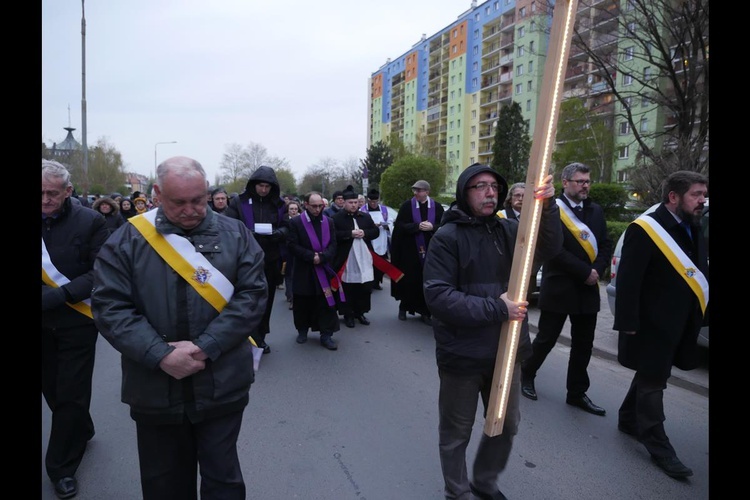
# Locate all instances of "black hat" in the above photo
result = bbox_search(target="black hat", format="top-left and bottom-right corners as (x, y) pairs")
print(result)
(341, 185), (358, 200)
(367, 189), (380, 200)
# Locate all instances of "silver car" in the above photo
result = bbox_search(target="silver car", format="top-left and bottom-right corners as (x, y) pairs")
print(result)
(606, 202), (709, 348)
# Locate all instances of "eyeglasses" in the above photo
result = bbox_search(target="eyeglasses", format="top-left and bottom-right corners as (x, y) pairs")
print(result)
(567, 179), (592, 186)
(467, 182), (500, 192)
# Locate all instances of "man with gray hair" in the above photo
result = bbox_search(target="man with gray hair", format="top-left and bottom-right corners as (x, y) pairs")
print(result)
(92, 156), (268, 499)
(42, 159), (109, 499)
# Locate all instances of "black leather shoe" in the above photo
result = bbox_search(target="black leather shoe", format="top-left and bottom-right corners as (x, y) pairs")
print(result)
(470, 483), (508, 500)
(296, 332), (308, 344)
(521, 377), (537, 401)
(357, 315), (370, 325)
(373, 283), (383, 290)
(320, 337), (338, 350)
(259, 342), (271, 354)
(566, 394), (606, 416)
(421, 314), (432, 326)
(53, 477), (78, 499)
(344, 317), (356, 328)
(398, 310), (407, 321)
(651, 455), (693, 478)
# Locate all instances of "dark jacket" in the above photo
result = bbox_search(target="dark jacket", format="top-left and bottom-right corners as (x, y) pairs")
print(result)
(614, 203), (708, 378)
(92, 196), (126, 234)
(331, 209), (379, 273)
(423, 164), (563, 372)
(91, 208), (268, 423)
(224, 166), (289, 264)
(42, 197), (110, 329)
(537, 194), (613, 314)
(287, 211), (338, 297)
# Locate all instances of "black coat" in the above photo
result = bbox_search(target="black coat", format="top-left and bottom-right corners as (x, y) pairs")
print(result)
(287, 212), (338, 297)
(42, 197), (110, 328)
(538, 195), (613, 314)
(614, 203), (709, 378)
(390, 196), (444, 313)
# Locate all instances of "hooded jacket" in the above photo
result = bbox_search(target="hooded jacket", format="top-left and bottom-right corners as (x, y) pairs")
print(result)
(225, 165), (289, 262)
(92, 196), (126, 233)
(423, 164), (563, 372)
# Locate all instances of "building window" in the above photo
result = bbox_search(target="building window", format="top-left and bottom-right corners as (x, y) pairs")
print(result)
(450, 106), (455, 115)
(623, 74), (633, 86)
(518, 45), (525, 57)
(472, 77), (478, 88)
(515, 83), (523, 94)
(475, 13), (480, 22)
(516, 64), (524, 76)
(450, 90), (455, 100)
(624, 46), (634, 61)
(530, 20), (536, 31)
(473, 46), (479, 55)
(640, 117), (648, 132)
(520, 6), (526, 17)
(473, 61), (478, 71)
(519, 26), (526, 38)
(526, 99), (531, 111)
(472, 94), (478, 103)
(622, 96), (632, 110)
(472, 110), (477, 119)
(471, 141), (476, 151)
(528, 60), (533, 73)
(451, 75), (456, 84)
(529, 40), (535, 53)
(474, 29), (479, 39)
(641, 95), (652, 107)
(626, 0), (635, 11)
(627, 21), (636, 34)
(618, 145), (630, 159)
(527, 80), (532, 91)
(619, 122), (630, 135)
(643, 66), (652, 80)
(471, 125), (476, 135)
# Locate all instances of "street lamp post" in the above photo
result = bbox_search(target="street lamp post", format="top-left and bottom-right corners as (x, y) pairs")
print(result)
(154, 141), (178, 177)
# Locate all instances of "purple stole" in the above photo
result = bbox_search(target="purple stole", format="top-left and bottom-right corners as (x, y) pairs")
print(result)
(360, 204), (388, 221)
(411, 196), (436, 265)
(239, 197), (285, 229)
(300, 212), (345, 306)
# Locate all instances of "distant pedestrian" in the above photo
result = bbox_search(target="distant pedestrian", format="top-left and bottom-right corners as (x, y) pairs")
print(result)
(92, 196), (126, 235)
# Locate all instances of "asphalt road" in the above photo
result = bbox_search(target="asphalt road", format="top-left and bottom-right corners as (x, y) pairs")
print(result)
(42, 279), (709, 499)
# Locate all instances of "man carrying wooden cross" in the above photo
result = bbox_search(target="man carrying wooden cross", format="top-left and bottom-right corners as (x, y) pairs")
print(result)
(423, 163), (562, 500)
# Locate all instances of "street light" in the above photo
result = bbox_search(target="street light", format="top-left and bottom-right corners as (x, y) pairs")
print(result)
(154, 141), (178, 177)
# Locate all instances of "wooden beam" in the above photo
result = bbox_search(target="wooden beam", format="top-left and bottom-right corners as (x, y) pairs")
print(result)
(484, 0), (579, 437)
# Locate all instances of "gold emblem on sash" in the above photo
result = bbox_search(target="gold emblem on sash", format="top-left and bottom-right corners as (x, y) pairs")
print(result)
(193, 266), (212, 285)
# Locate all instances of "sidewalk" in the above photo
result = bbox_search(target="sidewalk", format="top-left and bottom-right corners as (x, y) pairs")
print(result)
(526, 282), (709, 397)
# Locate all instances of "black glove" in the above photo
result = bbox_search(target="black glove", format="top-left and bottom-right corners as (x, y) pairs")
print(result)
(42, 285), (67, 311)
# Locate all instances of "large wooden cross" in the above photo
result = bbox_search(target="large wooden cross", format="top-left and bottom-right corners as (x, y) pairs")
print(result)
(484, 0), (579, 437)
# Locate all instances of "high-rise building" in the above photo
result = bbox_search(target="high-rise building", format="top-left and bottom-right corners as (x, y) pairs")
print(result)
(368, 0), (707, 194)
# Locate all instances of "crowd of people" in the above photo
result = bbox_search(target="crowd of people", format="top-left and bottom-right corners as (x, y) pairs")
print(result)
(42, 156), (708, 499)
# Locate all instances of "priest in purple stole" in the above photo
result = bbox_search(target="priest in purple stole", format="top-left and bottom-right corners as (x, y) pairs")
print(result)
(286, 191), (342, 350)
(390, 180), (444, 325)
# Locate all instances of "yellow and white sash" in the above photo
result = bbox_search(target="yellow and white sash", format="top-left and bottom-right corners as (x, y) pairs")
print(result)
(633, 214), (709, 315)
(41, 238), (93, 319)
(129, 210), (234, 313)
(556, 199), (598, 263)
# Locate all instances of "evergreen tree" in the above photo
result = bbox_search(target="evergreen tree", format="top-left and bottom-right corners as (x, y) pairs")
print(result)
(491, 101), (531, 184)
(362, 140), (394, 190)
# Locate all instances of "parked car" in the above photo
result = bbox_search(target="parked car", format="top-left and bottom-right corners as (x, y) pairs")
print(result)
(606, 202), (709, 348)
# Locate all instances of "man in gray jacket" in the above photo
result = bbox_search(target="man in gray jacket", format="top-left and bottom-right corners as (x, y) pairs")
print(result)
(91, 156), (267, 500)
(423, 163), (562, 500)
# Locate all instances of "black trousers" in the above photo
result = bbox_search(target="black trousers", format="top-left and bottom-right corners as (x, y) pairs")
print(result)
(338, 281), (373, 318)
(522, 310), (597, 397)
(618, 371), (676, 459)
(135, 410), (246, 500)
(41, 323), (98, 480)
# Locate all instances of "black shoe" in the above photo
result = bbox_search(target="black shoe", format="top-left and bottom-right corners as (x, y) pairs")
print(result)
(566, 394), (606, 416)
(398, 310), (407, 321)
(470, 483), (508, 500)
(373, 283), (383, 290)
(344, 317), (356, 328)
(521, 377), (537, 401)
(53, 477), (78, 499)
(651, 455), (693, 479)
(357, 314), (370, 325)
(258, 342), (271, 354)
(420, 314), (432, 326)
(320, 337), (338, 350)
(296, 332), (308, 344)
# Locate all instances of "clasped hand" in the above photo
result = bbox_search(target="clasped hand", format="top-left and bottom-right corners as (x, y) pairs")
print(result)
(159, 340), (207, 380)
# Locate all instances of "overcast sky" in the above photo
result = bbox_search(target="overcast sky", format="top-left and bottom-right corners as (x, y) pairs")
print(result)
(42, 0), (474, 183)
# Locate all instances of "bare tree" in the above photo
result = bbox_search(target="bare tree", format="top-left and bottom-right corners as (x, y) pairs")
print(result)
(219, 143), (251, 184)
(245, 142), (271, 175)
(569, 0), (708, 204)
